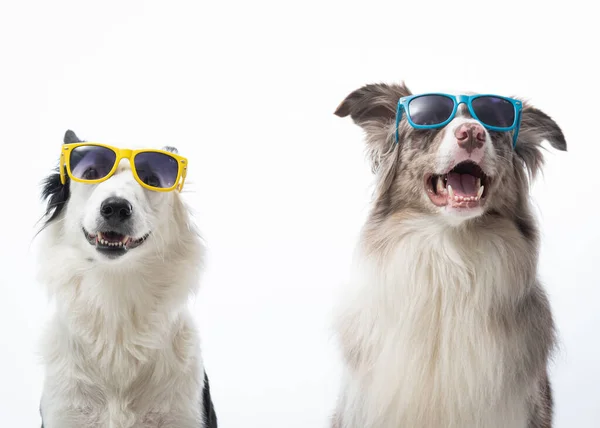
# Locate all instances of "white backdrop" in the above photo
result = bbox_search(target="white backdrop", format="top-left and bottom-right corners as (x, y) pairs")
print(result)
(0, 0), (598, 426)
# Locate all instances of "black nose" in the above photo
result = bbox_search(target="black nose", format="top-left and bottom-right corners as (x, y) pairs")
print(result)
(100, 197), (133, 222)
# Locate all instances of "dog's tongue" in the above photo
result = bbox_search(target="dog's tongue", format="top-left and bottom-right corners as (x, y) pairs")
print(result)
(447, 172), (478, 196)
(102, 231), (124, 242)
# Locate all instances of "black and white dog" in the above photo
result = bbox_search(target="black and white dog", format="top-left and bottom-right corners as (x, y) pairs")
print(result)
(37, 130), (217, 428)
(332, 83), (566, 428)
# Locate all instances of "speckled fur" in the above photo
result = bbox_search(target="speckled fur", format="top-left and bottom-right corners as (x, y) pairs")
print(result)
(331, 83), (566, 428)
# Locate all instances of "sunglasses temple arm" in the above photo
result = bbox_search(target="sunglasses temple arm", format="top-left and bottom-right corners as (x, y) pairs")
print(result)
(512, 110), (522, 148)
(178, 167), (188, 192)
(59, 154), (66, 185)
(395, 101), (403, 143)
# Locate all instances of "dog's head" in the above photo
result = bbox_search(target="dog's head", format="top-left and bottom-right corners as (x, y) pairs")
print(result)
(335, 83), (566, 225)
(40, 130), (196, 267)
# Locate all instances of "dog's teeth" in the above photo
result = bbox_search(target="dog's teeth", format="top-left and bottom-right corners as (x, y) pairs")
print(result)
(476, 178), (481, 189)
(447, 185), (454, 200)
(436, 176), (445, 193)
(477, 185), (484, 200)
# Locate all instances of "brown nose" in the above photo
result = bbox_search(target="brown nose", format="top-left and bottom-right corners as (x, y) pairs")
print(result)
(454, 123), (486, 153)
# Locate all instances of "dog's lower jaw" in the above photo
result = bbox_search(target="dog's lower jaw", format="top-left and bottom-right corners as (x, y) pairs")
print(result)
(440, 205), (485, 226)
(332, 216), (554, 428)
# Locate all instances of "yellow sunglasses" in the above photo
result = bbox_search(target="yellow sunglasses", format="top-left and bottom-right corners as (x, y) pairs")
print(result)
(59, 143), (188, 192)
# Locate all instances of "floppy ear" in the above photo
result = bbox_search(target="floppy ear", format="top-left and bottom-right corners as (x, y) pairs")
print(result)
(515, 104), (566, 179)
(335, 83), (412, 124)
(335, 82), (412, 171)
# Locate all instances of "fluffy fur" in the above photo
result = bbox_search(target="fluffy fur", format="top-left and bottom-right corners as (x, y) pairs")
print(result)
(37, 130), (216, 428)
(331, 83), (566, 428)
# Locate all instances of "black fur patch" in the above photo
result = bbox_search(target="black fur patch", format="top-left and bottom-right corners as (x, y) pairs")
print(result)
(203, 371), (218, 427)
(40, 170), (70, 228)
(39, 130), (82, 229)
(514, 213), (537, 242)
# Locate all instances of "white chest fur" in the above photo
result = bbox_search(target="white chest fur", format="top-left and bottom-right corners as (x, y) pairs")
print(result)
(334, 218), (535, 428)
(40, 270), (204, 428)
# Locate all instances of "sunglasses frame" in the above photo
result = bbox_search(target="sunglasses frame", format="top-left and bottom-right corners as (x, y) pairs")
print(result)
(59, 143), (188, 192)
(395, 93), (523, 147)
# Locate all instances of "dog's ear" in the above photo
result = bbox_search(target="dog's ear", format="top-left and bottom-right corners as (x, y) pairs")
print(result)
(335, 82), (412, 172)
(64, 129), (82, 144)
(335, 82), (411, 126)
(162, 146), (179, 154)
(515, 103), (567, 179)
(39, 130), (78, 230)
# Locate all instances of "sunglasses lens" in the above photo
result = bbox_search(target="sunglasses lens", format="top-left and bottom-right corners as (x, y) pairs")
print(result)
(134, 152), (180, 189)
(471, 96), (515, 128)
(69, 145), (117, 181)
(408, 95), (455, 126)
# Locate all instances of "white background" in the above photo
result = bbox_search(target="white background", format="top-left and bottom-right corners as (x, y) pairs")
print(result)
(0, 0), (598, 426)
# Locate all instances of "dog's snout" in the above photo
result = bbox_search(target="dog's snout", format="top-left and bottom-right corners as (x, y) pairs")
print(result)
(100, 197), (133, 222)
(454, 123), (486, 153)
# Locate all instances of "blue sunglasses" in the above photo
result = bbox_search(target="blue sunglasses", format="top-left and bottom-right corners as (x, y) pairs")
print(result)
(395, 93), (523, 147)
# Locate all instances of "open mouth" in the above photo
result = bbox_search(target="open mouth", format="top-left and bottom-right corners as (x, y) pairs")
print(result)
(425, 161), (490, 209)
(83, 228), (150, 256)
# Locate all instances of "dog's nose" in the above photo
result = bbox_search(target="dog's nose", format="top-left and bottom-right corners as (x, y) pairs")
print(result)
(454, 123), (486, 153)
(100, 197), (133, 222)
